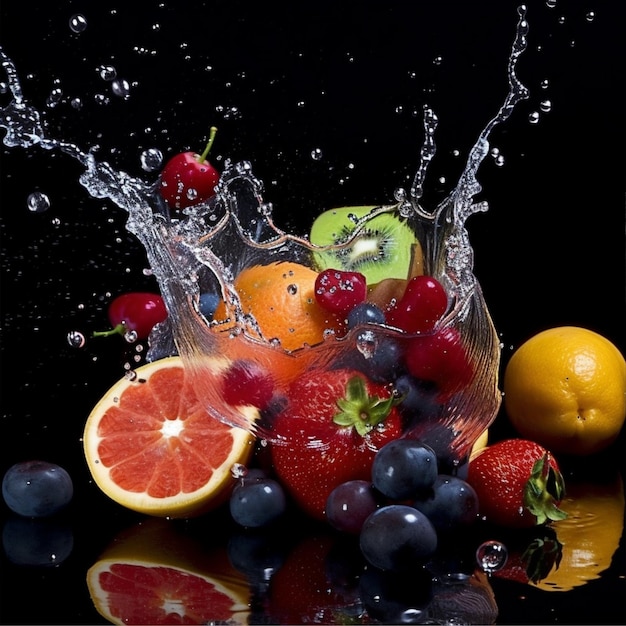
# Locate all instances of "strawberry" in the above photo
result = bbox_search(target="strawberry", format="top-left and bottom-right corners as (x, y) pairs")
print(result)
(466, 439), (567, 529)
(269, 369), (402, 521)
(494, 532), (563, 585)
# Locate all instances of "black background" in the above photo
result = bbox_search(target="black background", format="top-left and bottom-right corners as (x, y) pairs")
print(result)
(1, 1), (625, 624)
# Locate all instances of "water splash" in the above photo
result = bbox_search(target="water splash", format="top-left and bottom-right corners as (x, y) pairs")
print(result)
(0, 7), (530, 452)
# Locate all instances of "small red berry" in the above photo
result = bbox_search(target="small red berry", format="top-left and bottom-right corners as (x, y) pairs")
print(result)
(314, 269), (367, 316)
(159, 126), (220, 211)
(221, 359), (275, 411)
(387, 275), (448, 334)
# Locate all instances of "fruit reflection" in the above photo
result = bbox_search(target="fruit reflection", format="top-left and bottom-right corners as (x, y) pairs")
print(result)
(535, 474), (625, 592)
(86, 519), (250, 625)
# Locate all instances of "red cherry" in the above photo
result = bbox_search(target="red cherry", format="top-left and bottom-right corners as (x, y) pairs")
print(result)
(387, 275), (448, 334)
(159, 126), (220, 211)
(403, 327), (473, 399)
(221, 359), (275, 410)
(314, 269), (367, 316)
(93, 292), (167, 340)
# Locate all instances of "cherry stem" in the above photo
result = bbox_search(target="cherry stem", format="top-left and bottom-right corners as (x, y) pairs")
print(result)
(92, 323), (125, 338)
(198, 126), (218, 163)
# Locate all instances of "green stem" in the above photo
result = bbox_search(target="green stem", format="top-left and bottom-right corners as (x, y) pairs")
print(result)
(197, 126), (218, 163)
(92, 323), (125, 338)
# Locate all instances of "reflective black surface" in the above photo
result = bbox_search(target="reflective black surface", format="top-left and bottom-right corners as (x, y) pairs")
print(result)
(1, 1), (625, 624)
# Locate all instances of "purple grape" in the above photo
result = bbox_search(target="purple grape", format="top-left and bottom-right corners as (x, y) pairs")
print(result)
(413, 475), (479, 531)
(230, 477), (287, 528)
(325, 480), (379, 534)
(371, 439), (438, 500)
(2, 461), (73, 518)
(359, 504), (438, 571)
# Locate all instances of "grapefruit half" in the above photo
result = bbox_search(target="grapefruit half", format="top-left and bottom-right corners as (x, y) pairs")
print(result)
(87, 519), (250, 625)
(83, 356), (257, 518)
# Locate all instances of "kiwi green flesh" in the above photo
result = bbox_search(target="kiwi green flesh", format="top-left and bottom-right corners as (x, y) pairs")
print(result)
(309, 206), (420, 285)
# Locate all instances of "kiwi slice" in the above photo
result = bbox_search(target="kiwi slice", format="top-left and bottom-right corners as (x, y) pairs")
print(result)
(309, 206), (422, 285)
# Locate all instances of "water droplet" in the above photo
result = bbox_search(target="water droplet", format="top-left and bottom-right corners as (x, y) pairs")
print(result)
(287, 284), (298, 295)
(394, 187), (407, 202)
(585, 11), (595, 22)
(494, 155), (505, 167)
(66, 330), (86, 348)
(311, 148), (322, 161)
(540, 99), (552, 113)
(545, 0), (557, 8)
(69, 14), (88, 33)
(27, 192), (50, 213)
(231, 463), (247, 479)
(124, 329), (138, 343)
(476, 540), (508, 573)
(140, 148), (163, 172)
(70, 97), (83, 110)
(433, 55), (443, 65)
(111, 79), (130, 98)
(46, 88), (63, 108)
(98, 65), (117, 81)
(540, 79), (549, 89)
(356, 329), (377, 359)
(528, 111), (540, 124)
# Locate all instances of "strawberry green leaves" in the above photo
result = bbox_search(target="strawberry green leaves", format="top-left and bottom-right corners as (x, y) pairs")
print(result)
(523, 453), (567, 525)
(334, 376), (398, 436)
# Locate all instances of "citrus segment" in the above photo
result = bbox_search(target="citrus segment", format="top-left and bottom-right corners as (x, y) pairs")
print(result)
(83, 356), (256, 517)
(213, 261), (342, 351)
(503, 326), (626, 455)
(87, 519), (250, 625)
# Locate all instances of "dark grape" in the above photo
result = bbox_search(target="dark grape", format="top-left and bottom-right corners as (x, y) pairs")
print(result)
(325, 480), (379, 534)
(359, 505), (438, 571)
(413, 475), (479, 531)
(230, 477), (287, 528)
(2, 517), (74, 566)
(371, 439), (438, 500)
(2, 461), (73, 518)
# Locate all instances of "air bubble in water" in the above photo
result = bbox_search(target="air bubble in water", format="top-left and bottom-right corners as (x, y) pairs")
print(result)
(111, 79), (130, 98)
(311, 148), (322, 161)
(540, 99), (552, 113)
(69, 14), (87, 33)
(140, 148), (163, 172)
(476, 540), (508, 573)
(27, 192), (50, 213)
(67, 331), (86, 348)
(99, 65), (117, 81)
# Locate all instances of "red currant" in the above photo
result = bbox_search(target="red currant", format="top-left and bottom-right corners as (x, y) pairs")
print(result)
(93, 292), (167, 340)
(403, 327), (473, 399)
(159, 126), (220, 211)
(314, 269), (367, 316)
(387, 275), (448, 334)
(221, 360), (275, 410)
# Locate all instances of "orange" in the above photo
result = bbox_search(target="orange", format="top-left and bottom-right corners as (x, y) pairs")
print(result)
(536, 474), (624, 592)
(213, 261), (341, 352)
(503, 326), (626, 455)
(83, 356), (256, 518)
(87, 518), (250, 624)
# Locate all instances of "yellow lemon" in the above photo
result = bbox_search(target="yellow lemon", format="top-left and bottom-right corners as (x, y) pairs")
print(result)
(503, 326), (626, 455)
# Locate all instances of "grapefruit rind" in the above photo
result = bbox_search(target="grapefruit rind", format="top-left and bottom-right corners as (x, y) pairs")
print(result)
(83, 356), (257, 518)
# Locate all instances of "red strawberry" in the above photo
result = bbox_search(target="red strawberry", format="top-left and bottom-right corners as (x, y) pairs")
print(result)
(269, 369), (402, 521)
(494, 533), (563, 585)
(467, 439), (567, 529)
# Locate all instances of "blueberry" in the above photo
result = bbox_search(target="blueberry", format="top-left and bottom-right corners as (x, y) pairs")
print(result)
(371, 439), (438, 500)
(359, 504), (438, 571)
(346, 302), (386, 328)
(2, 461), (73, 518)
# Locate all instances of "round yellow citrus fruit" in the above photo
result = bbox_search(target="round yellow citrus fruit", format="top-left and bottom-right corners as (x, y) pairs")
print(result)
(536, 474), (624, 592)
(213, 261), (342, 351)
(83, 356), (256, 518)
(503, 326), (626, 455)
(87, 518), (250, 624)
